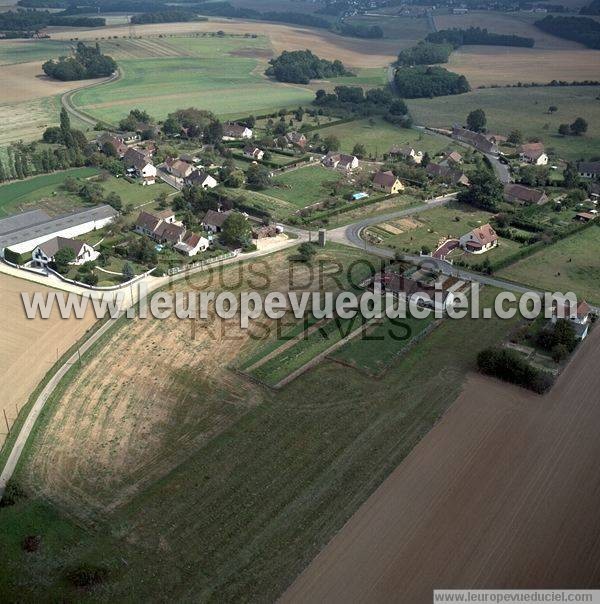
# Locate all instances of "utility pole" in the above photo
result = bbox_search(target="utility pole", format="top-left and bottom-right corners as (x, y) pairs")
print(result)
(3, 409), (10, 435)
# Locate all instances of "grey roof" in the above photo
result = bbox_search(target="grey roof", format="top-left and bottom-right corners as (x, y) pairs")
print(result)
(0, 205), (117, 251)
(0, 209), (52, 236)
(38, 236), (85, 258)
(578, 161), (600, 174)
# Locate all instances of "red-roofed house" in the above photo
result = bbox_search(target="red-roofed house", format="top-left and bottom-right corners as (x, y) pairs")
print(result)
(459, 223), (498, 254)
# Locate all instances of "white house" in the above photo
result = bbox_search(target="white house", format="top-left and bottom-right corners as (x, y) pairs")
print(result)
(32, 236), (99, 267)
(244, 145), (265, 161)
(322, 152), (359, 171)
(389, 146), (423, 164)
(518, 143), (548, 166)
(551, 299), (591, 340)
(459, 224), (498, 254)
(185, 170), (218, 189)
(174, 232), (210, 256)
(223, 123), (253, 140)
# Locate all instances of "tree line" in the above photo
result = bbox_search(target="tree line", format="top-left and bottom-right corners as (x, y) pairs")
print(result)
(535, 15), (600, 49)
(427, 27), (535, 48)
(130, 10), (207, 24)
(0, 9), (103, 35)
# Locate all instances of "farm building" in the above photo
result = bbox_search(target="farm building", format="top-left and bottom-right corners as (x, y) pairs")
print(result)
(0, 205), (117, 257)
(452, 126), (498, 154)
(518, 143), (548, 166)
(578, 161), (600, 179)
(372, 171), (404, 194)
(459, 224), (498, 254)
(504, 183), (548, 205)
(32, 236), (99, 267)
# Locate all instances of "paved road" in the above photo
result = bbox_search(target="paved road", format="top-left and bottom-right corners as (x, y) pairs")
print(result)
(61, 69), (121, 127)
(486, 153), (511, 184)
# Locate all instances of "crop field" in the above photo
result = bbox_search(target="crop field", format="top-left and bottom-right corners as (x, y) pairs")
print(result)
(408, 87), (600, 161)
(330, 313), (436, 376)
(0, 167), (100, 217)
(262, 165), (341, 207)
(315, 117), (460, 159)
(0, 273), (97, 451)
(498, 225), (600, 304)
(284, 328), (600, 602)
(366, 202), (498, 254)
(72, 35), (315, 124)
(0, 39), (74, 65)
(0, 277), (518, 601)
(344, 14), (431, 42)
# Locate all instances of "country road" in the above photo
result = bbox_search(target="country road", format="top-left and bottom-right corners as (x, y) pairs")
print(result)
(61, 68), (121, 127)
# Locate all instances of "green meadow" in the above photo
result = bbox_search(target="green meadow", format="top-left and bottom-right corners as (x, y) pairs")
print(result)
(407, 86), (600, 161)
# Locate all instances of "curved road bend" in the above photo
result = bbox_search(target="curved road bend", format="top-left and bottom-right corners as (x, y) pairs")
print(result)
(61, 68), (121, 127)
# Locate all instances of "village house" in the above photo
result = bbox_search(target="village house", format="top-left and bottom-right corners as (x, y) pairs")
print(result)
(426, 163), (470, 186)
(124, 148), (157, 184)
(286, 131), (307, 149)
(174, 232), (209, 256)
(97, 132), (128, 158)
(185, 170), (218, 189)
(373, 270), (459, 314)
(443, 151), (463, 165)
(243, 145), (265, 161)
(32, 236), (99, 267)
(452, 126), (498, 154)
(504, 183), (548, 205)
(134, 210), (177, 240)
(165, 158), (195, 181)
(372, 171), (404, 194)
(459, 223), (498, 254)
(322, 152), (359, 171)
(388, 146), (423, 164)
(551, 299), (591, 340)
(577, 161), (600, 179)
(201, 209), (233, 233)
(223, 123), (253, 140)
(518, 142), (548, 166)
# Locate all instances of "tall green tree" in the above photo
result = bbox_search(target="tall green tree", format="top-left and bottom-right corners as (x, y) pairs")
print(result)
(467, 109), (486, 133)
(458, 169), (503, 211)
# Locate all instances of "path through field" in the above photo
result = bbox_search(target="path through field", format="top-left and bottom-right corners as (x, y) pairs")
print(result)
(283, 326), (600, 602)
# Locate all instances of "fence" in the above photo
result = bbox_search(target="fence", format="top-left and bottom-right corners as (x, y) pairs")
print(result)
(166, 250), (239, 276)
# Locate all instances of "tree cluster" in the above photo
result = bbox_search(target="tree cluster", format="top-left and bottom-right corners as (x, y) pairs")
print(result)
(0, 9), (103, 35)
(43, 42), (116, 81)
(266, 50), (353, 84)
(394, 66), (470, 99)
(131, 10), (206, 24)
(333, 22), (383, 39)
(558, 117), (588, 136)
(162, 107), (223, 143)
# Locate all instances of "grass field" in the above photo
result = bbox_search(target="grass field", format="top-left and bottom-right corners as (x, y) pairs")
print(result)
(498, 225), (600, 304)
(330, 313), (436, 375)
(0, 168), (99, 217)
(71, 35), (316, 124)
(0, 276), (518, 601)
(0, 96), (60, 147)
(262, 165), (341, 208)
(366, 202), (498, 253)
(0, 39), (74, 65)
(408, 87), (600, 161)
(314, 118), (461, 159)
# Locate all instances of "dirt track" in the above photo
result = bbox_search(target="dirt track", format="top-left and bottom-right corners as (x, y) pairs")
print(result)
(283, 326), (600, 602)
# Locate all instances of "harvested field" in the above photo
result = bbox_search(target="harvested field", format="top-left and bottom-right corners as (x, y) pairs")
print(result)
(0, 273), (96, 450)
(0, 61), (101, 104)
(446, 46), (600, 88)
(433, 10), (583, 49)
(283, 326), (600, 603)
(0, 97), (59, 146)
(46, 20), (401, 67)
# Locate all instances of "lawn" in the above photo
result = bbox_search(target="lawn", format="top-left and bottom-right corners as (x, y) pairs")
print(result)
(97, 176), (173, 208)
(1, 276), (519, 601)
(407, 86), (600, 161)
(0, 168), (99, 217)
(262, 165), (342, 208)
(366, 201), (498, 254)
(314, 118), (461, 160)
(498, 224), (600, 304)
(72, 35), (315, 125)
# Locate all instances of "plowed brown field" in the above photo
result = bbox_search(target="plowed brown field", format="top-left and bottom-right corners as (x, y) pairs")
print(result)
(284, 326), (600, 603)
